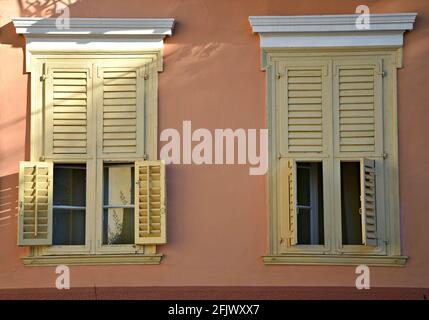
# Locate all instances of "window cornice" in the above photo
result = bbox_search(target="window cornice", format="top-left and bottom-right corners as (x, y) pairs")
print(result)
(12, 17), (174, 36)
(12, 18), (175, 72)
(249, 13), (416, 49)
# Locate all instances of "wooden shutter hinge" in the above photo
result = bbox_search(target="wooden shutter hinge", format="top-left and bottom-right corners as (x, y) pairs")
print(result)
(382, 152), (388, 159)
(378, 70), (387, 77)
(40, 74), (47, 81)
(144, 74), (149, 80)
(276, 73), (284, 80)
(143, 154), (148, 160)
(39, 155), (45, 161)
(19, 201), (23, 216)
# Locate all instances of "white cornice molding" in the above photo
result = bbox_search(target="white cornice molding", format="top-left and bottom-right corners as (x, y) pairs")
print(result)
(12, 18), (175, 72)
(249, 13), (417, 48)
(13, 17), (175, 36)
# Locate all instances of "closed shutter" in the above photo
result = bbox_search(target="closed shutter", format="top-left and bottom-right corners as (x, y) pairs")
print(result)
(281, 62), (329, 155)
(360, 158), (377, 246)
(134, 160), (166, 244)
(334, 60), (383, 154)
(45, 65), (92, 157)
(18, 161), (53, 246)
(97, 66), (145, 156)
(286, 159), (297, 246)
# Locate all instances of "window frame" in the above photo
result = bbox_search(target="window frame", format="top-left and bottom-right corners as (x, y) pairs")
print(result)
(29, 53), (161, 259)
(266, 48), (404, 265)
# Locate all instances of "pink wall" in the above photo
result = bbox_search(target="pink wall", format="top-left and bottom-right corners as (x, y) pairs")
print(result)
(1, 0), (429, 290)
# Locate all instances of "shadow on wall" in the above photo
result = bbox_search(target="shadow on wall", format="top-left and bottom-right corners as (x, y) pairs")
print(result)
(0, 174), (18, 231)
(17, 0), (80, 17)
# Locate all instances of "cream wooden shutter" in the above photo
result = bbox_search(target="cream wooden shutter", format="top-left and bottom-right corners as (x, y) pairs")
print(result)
(18, 161), (53, 246)
(279, 61), (330, 156)
(96, 64), (145, 156)
(45, 64), (93, 157)
(286, 159), (297, 246)
(360, 158), (377, 246)
(334, 60), (383, 155)
(134, 160), (166, 244)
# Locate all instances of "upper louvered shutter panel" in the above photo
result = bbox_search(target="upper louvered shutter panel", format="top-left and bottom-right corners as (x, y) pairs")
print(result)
(97, 66), (144, 156)
(286, 159), (297, 246)
(360, 159), (377, 246)
(45, 65), (92, 157)
(135, 160), (166, 244)
(18, 161), (53, 246)
(282, 63), (329, 155)
(335, 60), (383, 154)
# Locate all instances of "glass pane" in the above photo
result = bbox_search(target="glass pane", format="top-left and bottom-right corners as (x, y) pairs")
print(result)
(297, 165), (310, 206)
(297, 208), (311, 244)
(103, 165), (135, 245)
(53, 165), (86, 206)
(296, 162), (324, 245)
(341, 162), (362, 245)
(53, 209), (85, 245)
(103, 166), (134, 206)
(103, 208), (135, 245)
(53, 165), (86, 246)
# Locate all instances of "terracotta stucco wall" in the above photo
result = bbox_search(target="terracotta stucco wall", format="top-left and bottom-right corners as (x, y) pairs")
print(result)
(0, 0), (428, 290)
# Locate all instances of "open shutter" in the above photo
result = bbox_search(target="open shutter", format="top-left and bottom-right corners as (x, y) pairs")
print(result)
(45, 64), (92, 157)
(97, 65), (145, 156)
(287, 159), (297, 245)
(135, 160), (166, 244)
(334, 60), (383, 154)
(360, 158), (377, 246)
(18, 161), (53, 246)
(282, 62), (329, 155)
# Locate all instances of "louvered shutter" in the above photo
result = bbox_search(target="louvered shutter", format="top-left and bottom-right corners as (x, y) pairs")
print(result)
(360, 159), (377, 246)
(286, 159), (297, 246)
(18, 161), (53, 246)
(281, 62), (329, 155)
(135, 160), (166, 244)
(334, 60), (383, 154)
(45, 64), (92, 157)
(96, 66), (145, 156)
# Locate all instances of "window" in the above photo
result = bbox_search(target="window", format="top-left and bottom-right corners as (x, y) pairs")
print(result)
(265, 50), (404, 265)
(17, 55), (167, 263)
(249, 13), (416, 265)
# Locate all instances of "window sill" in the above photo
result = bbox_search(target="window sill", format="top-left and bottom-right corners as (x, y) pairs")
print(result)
(22, 254), (163, 266)
(263, 254), (408, 266)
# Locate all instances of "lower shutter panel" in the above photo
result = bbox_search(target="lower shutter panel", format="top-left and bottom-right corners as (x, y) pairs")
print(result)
(287, 160), (297, 246)
(18, 161), (53, 246)
(135, 161), (166, 244)
(361, 159), (377, 246)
